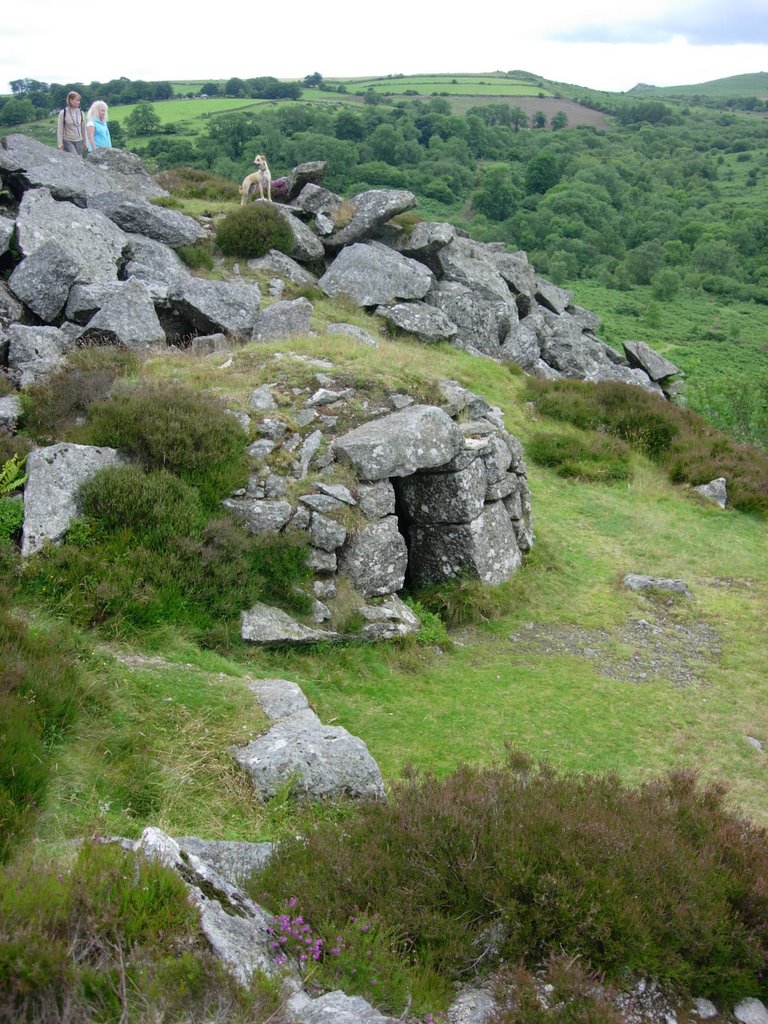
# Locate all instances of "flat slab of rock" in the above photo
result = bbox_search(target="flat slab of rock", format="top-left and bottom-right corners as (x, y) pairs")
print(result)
(319, 241), (433, 307)
(694, 477), (727, 508)
(78, 277), (166, 348)
(623, 573), (692, 598)
(174, 836), (274, 887)
(332, 404), (464, 480)
(233, 713), (385, 802)
(337, 517), (408, 597)
(15, 187), (128, 284)
(241, 602), (338, 644)
(22, 442), (127, 556)
(623, 339), (680, 382)
(88, 193), (204, 247)
(8, 240), (79, 322)
(7, 323), (70, 387)
(324, 188), (416, 249)
(253, 296), (313, 342)
(170, 276), (261, 337)
(246, 677), (310, 720)
(285, 989), (400, 1024)
(0, 395), (22, 432)
(375, 300), (457, 343)
(408, 500), (522, 586)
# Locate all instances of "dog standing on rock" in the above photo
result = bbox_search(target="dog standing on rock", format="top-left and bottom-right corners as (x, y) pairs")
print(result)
(240, 154), (272, 204)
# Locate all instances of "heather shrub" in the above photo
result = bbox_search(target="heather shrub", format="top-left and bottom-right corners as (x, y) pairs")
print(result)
(525, 377), (768, 518)
(84, 382), (248, 509)
(79, 465), (205, 546)
(527, 428), (633, 482)
(155, 166), (240, 201)
(177, 238), (215, 270)
(215, 202), (293, 259)
(0, 590), (88, 862)
(256, 754), (768, 1003)
(23, 511), (311, 641)
(490, 958), (625, 1024)
(22, 347), (141, 443)
(0, 842), (282, 1023)
(0, 429), (34, 468)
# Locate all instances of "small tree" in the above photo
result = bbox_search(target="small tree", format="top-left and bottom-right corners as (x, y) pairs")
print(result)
(533, 111), (547, 129)
(302, 72), (324, 89)
(551, 111), (568, 130)
(509, 107), (529, 132)
(125, 101), (160, 136)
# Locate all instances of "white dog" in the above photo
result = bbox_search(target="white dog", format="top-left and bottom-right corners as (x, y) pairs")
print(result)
(239, 154), (272, 204)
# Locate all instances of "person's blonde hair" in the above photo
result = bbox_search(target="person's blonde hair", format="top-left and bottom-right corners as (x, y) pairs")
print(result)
(86, 100), (108, 122)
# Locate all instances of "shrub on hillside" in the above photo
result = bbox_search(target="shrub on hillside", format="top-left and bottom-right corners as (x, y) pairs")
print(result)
(23, 506), (312, 642)
(215, 203), (293, 259)
(525, 377), (768, 518)
(177, 238), (215, 271)
(79, 466), (205, 545)
(22, 347), (141, 444)
(155, 166), (240, 201)
(84, 382), (248, 508)
(255, 755), (768, 1005)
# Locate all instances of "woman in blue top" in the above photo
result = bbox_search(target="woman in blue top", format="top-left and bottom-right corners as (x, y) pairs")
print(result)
(86, 100), (112, 151)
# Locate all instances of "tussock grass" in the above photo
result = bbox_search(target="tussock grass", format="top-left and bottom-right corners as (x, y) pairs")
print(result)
(37, 657), (270, 843)
(0, 841), (283, 1023)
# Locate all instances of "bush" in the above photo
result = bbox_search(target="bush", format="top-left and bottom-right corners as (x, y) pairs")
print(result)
(255, 755), (768, 1004)
(177, 238), (215, 270)
(84, 382), (248, 508)
(23, 512), (312, 642)
(79, 466), (205, 546)
(22, 347), (141, 443)
(524, 377), (768, 518)
(215, 202), (294, 259)
(528, 429), (633, 483)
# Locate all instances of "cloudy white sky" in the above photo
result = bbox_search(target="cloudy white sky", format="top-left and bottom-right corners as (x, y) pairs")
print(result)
(2, 0), (767, 95)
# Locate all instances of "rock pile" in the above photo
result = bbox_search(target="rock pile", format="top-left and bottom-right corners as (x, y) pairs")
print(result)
(1, 133), (679, 390)
(1, 134), (684, 642)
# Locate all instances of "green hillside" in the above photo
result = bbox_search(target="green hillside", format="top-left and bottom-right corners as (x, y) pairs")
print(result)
(3, 65), (768, 1021)
(630, 71), (768, 99)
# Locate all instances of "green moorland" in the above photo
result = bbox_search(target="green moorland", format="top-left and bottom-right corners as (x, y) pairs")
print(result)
(3, 69), (768, 1021)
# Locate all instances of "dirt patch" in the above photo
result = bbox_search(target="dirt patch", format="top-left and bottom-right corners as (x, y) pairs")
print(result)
(449, 95), (612, 130)
(504, 614), (721, 687)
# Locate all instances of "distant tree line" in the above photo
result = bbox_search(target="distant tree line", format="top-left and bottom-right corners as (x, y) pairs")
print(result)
(0, 77), (175, 125)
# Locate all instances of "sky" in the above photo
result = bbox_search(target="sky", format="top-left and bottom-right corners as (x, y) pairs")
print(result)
(2, 0), (767, 95)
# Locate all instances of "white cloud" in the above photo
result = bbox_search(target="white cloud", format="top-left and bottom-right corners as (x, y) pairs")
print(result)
(2, 0), (767, 94)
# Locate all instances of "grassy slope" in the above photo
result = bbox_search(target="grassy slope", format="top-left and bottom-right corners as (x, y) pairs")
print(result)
(632, 72), (768, 99)
(27, 331), (768, 850)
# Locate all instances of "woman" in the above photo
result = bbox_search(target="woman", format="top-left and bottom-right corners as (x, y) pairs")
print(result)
(56, 91), (87, 155)
(86, 100), (112, 152)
